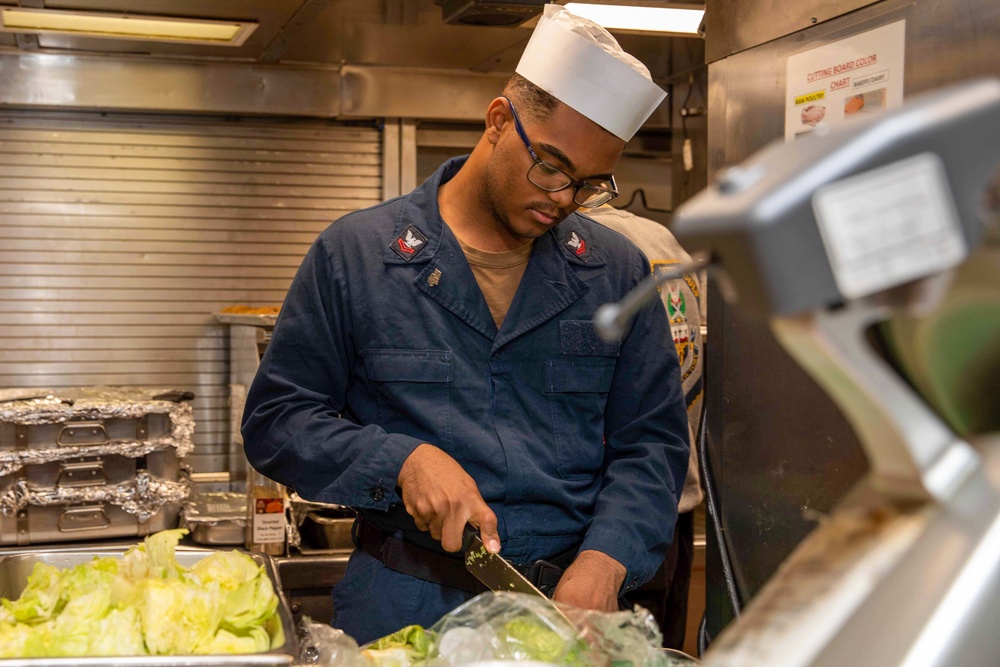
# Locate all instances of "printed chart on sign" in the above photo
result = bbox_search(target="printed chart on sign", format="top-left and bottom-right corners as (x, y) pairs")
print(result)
(784, 20), (906, 141)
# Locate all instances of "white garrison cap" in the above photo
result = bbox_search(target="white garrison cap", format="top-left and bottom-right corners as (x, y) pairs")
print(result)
(515, 4), (666, 141)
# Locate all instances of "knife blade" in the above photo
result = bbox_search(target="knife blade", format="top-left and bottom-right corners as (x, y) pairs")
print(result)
(462, 528), (575, 626)
(463, 532), (547, 597)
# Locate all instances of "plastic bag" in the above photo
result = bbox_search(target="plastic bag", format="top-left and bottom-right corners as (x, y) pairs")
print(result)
(356, 592), (675, 667)
(297, 616), (364, 667)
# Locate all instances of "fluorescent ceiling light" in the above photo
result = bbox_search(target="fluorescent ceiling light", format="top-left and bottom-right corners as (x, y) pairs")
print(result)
(563, 3), (704, 35)
(0, 7), (257, 46)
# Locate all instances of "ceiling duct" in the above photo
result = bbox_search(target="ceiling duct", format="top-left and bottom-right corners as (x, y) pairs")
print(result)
(440, 0), (545, 26)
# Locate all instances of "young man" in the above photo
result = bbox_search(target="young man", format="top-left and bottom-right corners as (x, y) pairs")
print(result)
(242, 5), (689, 643)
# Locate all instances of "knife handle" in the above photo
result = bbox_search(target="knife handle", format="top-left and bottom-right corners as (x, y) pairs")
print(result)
(461, 524), (481, 553)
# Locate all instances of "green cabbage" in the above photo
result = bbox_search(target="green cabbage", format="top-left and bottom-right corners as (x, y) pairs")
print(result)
(0, 529), (283, 658)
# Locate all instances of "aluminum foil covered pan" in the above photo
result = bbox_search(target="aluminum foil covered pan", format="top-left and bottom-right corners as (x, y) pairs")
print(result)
(182, 491), (247, 546)
(0, 387), (196, 476)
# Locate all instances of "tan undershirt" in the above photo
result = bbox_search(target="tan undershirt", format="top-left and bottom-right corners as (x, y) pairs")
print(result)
(456, 237), (533, 328)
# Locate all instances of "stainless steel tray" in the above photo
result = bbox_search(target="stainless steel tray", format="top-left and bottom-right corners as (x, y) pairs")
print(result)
(0, 449), (181, 492)
(189, 521), (246, 547)
(0, 413), (173, 451)
(0, 545), (296, 666)
(183, 492), (247, 547)
(0, 502), (182, 546)
(298, 510), (354, 551)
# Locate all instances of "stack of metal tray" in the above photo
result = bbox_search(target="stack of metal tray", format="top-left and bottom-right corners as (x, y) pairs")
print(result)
(0, 388), (195, 546)
(0, 544), (297, 666)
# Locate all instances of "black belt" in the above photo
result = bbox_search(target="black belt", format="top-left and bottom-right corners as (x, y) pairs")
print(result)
(352, 516), (572, 595)
(353, 516), (488, 593)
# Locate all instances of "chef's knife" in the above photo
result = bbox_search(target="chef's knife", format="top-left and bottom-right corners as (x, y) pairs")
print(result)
(462, 527), (575, 626)
(463, 531), (547, 597)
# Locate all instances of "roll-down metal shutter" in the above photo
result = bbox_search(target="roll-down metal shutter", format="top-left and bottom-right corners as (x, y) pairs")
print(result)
(0, 112), (382, 473)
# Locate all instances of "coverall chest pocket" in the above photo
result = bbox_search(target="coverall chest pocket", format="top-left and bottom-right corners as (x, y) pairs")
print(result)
(362, 349), (453, 443)
(546, 358), (616, 479)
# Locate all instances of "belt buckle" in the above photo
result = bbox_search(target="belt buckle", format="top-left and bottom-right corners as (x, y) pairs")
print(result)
(526, 559), (564, 597)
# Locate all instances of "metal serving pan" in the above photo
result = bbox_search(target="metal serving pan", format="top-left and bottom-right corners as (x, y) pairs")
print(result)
(0, 502), (182, 547)
(1, 449), (181, 493)
(0, 545), (296, 666)
(182, 492), (247, 547)
(298, 509), (355, 552)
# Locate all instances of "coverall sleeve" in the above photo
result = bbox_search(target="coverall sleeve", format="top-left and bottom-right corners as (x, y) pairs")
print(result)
(241, 234), (422, 511)
(578, 255), (691, 592)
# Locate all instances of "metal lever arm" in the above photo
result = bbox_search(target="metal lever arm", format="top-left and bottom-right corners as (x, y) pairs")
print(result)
(772, 301), (979, 502)
(594, 252), (709, 342)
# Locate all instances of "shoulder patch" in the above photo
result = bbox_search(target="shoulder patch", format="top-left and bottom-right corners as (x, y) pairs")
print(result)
(391, 225), (428, 261)
(652, 260), (702, 387)
(564, 230), (592, 261)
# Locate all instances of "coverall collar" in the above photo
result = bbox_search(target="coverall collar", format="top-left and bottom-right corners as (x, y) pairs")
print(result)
(385, 156), (606, 349)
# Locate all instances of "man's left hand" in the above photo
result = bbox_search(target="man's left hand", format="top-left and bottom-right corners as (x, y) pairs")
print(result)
(552, 550), (626, 612)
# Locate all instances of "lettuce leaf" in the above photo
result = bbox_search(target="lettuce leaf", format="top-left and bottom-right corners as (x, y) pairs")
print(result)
(122, 527), (188, 582)
(58, 558), (118, 606)
(0, 621), (36, 658)
(2, 562), (61, 623)
(221, 570), (279, 632)
(360, 647), (415, 667)
(191, 551), (261, 592)
(496, 616), (570, 663)
(367, 624), (435, 664)
(198, 626), (272, 654)
(0, 530), (282, 658)
(88, 607), (147, 656)
(139, 579), (224, 655)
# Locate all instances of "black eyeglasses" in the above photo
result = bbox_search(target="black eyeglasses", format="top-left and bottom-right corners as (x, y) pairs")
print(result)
(501, 96), (618, 209)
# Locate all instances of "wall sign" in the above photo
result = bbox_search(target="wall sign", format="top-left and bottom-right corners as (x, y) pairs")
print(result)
(785, 20), (906, 141)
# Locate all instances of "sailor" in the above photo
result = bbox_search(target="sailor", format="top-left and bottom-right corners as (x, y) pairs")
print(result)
(242, 4), (689, 643)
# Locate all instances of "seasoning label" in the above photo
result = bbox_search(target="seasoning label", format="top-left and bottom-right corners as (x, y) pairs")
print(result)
(252, 496), (286, 544)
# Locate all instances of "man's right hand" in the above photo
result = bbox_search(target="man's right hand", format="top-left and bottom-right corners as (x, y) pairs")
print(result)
(397, 443), (501, 555)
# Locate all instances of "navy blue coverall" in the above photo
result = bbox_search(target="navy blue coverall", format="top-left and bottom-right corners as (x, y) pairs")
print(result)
(242, 157), (689, 643)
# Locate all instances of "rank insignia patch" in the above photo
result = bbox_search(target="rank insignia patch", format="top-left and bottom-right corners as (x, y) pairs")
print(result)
(391, 225), (428, 261)
(564, 230), (591, 260)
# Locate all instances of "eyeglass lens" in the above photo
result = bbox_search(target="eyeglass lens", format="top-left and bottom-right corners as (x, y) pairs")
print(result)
(527, 162), (615, 207)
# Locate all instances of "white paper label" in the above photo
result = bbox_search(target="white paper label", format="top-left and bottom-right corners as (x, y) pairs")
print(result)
(812, 153), (967, 300)
(785, 21), (906, 141)
(252, 497), (286, 544)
